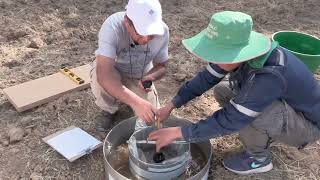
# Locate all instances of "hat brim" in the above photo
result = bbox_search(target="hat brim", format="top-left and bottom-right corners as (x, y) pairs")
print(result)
(182, 30), (271, 64)
(135, 20), (164, 36)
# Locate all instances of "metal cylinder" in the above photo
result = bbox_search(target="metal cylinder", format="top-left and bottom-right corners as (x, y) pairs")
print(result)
(103, 116), (212, 180)
(128, 126), (191, 179)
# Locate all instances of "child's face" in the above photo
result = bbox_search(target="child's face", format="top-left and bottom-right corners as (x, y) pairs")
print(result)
(217, 62), (243, 71)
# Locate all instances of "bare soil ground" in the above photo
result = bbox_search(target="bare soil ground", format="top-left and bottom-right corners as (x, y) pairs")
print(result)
(0, 0), (320, 179)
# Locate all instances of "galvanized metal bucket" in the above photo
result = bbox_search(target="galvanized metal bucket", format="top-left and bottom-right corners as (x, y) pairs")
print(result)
(103, 116), (212, 180)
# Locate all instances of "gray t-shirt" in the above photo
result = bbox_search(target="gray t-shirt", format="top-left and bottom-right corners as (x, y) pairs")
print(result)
(95, 12), (169, 79)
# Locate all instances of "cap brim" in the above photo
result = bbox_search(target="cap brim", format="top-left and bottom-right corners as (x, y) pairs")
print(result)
(134, 20), (164, 36)
(182, 30), (271, 64)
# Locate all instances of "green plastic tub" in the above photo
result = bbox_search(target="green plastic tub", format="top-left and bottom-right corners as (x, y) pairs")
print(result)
(272, 31), (320, 73)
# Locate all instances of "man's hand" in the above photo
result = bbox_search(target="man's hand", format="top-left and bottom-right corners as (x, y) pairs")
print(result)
(138, 75), (155, 93)
(138, 62), (166, 93)
(156, 101), (175, 122)
(148, 127), (183, 152)
(131, 98), (156, 123)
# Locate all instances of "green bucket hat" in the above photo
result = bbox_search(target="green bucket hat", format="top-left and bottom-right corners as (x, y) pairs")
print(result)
(182, 11), (271, 64)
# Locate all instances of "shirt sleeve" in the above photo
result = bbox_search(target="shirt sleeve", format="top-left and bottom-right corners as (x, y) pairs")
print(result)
(181, 72), (285, 142)
(153, 26), (169, 64)
(172, 64), (228, 108)
(95, 18), (118, 59)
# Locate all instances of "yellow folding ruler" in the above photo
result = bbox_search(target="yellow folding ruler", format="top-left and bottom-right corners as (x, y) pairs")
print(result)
(60, 66), (85, 85)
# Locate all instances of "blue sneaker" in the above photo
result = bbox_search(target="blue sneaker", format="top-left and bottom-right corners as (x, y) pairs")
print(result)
(222, 151), (273, 175)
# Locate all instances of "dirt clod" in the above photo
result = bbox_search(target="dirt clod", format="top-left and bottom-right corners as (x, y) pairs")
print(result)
(8, 127), (25, 144)
(173, 73), (188, 82)
(2, 140), (9, 146)
(30, 172), (42, 180)
(28, 37), (45, 49)
(0, 35), (5, 43)
(2, 60), (23, 69)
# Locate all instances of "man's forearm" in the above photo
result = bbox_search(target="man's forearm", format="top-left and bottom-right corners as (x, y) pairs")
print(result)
(145, 63), (166, 81)
(171, 64), (228, 108)
(96, 56), (143, 107)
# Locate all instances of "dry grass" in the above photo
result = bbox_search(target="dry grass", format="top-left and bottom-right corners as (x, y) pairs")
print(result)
(0, 0), (319, 179)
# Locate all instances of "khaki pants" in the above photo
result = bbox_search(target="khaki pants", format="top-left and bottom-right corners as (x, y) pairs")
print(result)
(90, 62), (160, 129)
(213, 81), (320, 158)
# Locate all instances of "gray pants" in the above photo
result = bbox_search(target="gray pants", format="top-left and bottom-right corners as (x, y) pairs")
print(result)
(213, 81), (320, 158)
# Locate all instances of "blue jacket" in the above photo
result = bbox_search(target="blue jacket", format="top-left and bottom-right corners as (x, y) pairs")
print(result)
(172, 48), (320, 142)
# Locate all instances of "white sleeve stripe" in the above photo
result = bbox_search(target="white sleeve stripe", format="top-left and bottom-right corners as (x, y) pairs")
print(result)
(206, 65), (225, 78)
(230, 100), (261, 117)
(278, 49), (285, 66)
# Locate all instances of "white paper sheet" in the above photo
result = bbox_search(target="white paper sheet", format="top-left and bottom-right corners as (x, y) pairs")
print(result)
(46, 127), (102, 161)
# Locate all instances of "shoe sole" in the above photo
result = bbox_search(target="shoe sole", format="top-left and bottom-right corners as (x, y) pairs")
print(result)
(222, 162), (273, 175)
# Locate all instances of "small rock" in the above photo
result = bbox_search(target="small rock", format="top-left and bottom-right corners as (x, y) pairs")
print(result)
(28, 37), (45, 49)
(25, 128), (32, 135)
(68, 12), (79, 18)
(10, 147), (20, 153)
(33, 129), (42, 136)
(24, 50), (38, 59)
(61, 165), (68, 171)
(2, 60), (23, 69)
(33, 164), (44, 173)
(0, 35), (6, 43)
(21, 116), (41, 128)
(20, 116), (34, 127)
(6, 29), (28, 41)
(8, 127), (25, 143)
(0, 1), (8, 8)
(65, 18), (81, 28)
(174, 73), (187, 82)
(11, 174), (21, 180)
(30, 172), (42, 180)
(308, 163), (318, 172)
(60, 29), (69, 39)
(2, 139), (9, 146)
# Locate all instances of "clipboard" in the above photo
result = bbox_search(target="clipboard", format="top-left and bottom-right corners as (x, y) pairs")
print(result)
(43, 126), (102, 162)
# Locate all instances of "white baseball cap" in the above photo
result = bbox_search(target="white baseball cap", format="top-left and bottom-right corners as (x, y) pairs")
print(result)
(126, 0), (164, 36)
